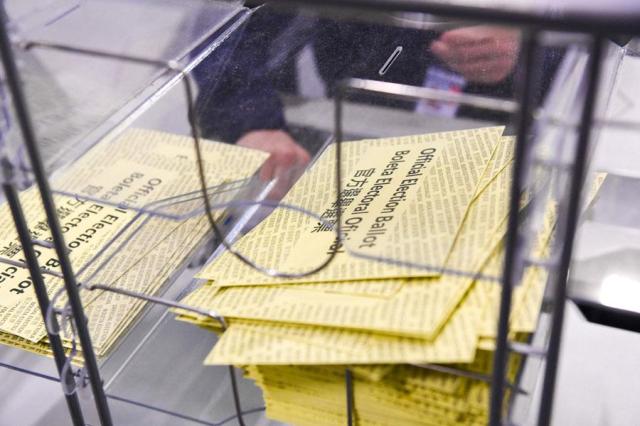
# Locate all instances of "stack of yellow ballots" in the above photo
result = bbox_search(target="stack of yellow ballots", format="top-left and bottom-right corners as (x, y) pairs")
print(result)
(0, 128), (267, 361)
(176, 126), (597, 425)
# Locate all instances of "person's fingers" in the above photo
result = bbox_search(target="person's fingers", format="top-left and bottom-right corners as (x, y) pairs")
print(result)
(434, 38), (517, 65)
(452, 42), (513, 63)
(260, 147), (299, 182)
(237, 135), (274, 181)
(270, 163), (298, 201)
(295, 144), (311, 167)
(430, 40), (449, 58)
(453, 57), (515, 83)
(272, 148), (307, 187)
(432, 40), (472, 67)
(271, 145), (311, 199)
(431, 26), (520, 83)
(432, 40), (493, 70)
(277, 146), (299, 168)
(439, 27), (494, 47)
(236, 130), (311, 199)
(258, 155), (277, 181)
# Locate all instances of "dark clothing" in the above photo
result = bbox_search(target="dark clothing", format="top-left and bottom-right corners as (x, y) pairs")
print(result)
(195, 6), (562, 143)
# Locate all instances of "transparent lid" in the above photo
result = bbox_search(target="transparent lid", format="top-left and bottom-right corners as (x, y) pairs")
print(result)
(1, 0), (244, 178)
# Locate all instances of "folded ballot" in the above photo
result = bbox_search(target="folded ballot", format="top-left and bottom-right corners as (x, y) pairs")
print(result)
(196, 126), (506, 284)
(0, 128), (267, 360)
(177, 126), (606, 425)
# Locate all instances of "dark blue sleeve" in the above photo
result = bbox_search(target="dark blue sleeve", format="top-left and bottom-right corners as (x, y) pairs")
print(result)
(194, 8), (292, 143)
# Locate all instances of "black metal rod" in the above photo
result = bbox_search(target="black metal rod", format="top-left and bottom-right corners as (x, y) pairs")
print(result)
(413, 363), (528, 394)
(270, 0), (640, 35)
(0, 15), (113, 426)
(0, 360), (60, 383)
(489, 30), (538, 426)
(344, 78), (518, 113)
(537, 35), (604, 426)
(85, 282), (248, 426)
(3, 184), (85, 426)
(227, 365), (246, 426)
(334, 83), (346, 248)
(20, 40), (168, 68)
(85, 284), (220, 319)
(345, 368), (354, 426)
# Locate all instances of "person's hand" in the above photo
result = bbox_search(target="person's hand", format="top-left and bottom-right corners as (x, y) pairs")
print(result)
(431, 26), (520, 84)
(237, 129), (311, 200)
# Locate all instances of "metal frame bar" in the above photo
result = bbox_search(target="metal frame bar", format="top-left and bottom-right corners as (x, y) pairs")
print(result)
(330, 29), (591, 424)
(80, 282), (247, 426)
(299, 3), (621, 425)
(0, 12), (114, 426)
(270, 0), (640, 34)
(333, 71), (548, 424)
(0, 0), (632, 425)
(0, 361), (266, 426)
(2, 21), (341, 426)
(2, 183), (85, 426)
(537, 34), (605, 426)
(344, 78), (518, 113)
(345, 368), (354, 426)
(489, 29), (539, 426)
(414, 363), (528, 394)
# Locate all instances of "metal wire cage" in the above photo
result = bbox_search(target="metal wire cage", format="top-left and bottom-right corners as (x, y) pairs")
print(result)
(0, 0), (638, 425)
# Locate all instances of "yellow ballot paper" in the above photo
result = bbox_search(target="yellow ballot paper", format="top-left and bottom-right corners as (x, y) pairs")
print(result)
(201, 195), (554, 366)
(173, 128), (610, 426)
(204, 286), (483, 365)
(179, 133), (515, 339)
(0, 192), (136, 310)
(203, 209), (555, 426)
(197, 126), (504, 285)
(0, 128), (267, 357)
(247, 356), (517, 426)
